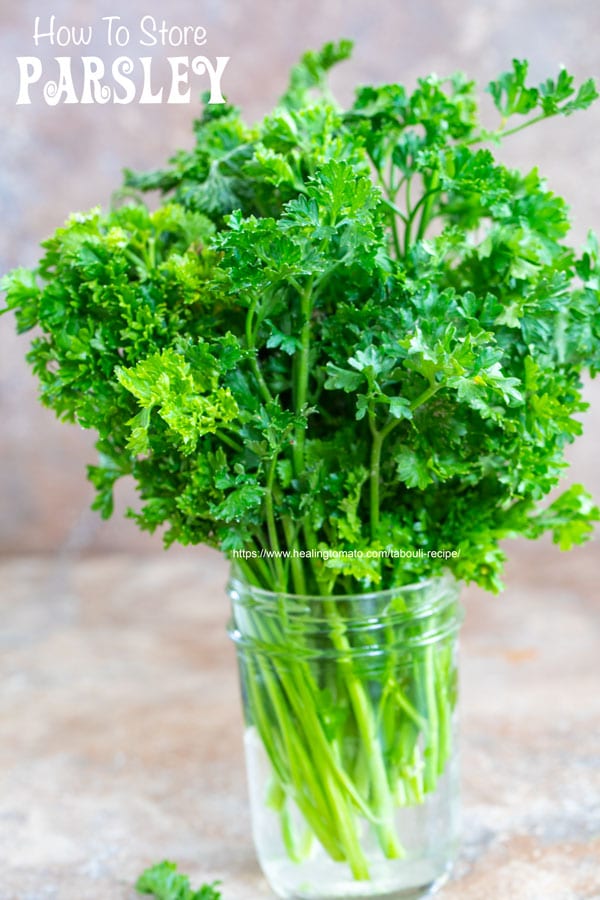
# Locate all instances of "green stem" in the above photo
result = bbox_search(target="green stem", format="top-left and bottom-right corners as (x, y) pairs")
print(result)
(147, 236), (156, 270)
(435, 643), (453, 775)
(231, 548), (273, 591)
(388, 682), (428, 732)
(390, 205), (403, 260)
(321, 596), (405, 860)
(265, 455), (286, 589)
(380, 197), (406, 260)
(381, 196), (409, 226)
(493, 113), (548, 139)
(369, 416), (400, 541)
(282, 516), (307, 595)
(235, 575), (462, 879)
(293, 280), (313, 476)
(245, 592), (385, 829)
(416, 170), (440, 241)
(246, 299), (273, 405)
(403, 177), (414, 257)
(465, 112), (550, 146)
(216, 429), (243, 453)
(411, 381), (441, 412)
(369, 426), (384, 541)
(244, 653), (352, 864)
(245, 614), (375, 876)
(404, 186), (441, 242)
(423, 644), (439, 792)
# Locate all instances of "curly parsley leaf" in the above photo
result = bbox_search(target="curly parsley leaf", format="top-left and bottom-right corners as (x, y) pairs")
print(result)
(136, 860), (221, 900)
(487, 59), (599, 128)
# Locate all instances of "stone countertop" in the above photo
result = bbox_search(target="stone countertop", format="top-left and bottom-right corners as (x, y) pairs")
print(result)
(0, 542), (599, 900)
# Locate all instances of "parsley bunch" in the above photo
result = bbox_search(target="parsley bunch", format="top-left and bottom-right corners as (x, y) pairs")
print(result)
(2, 42), (599, 595)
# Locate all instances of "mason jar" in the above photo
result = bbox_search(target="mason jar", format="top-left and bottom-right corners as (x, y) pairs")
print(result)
(228, 572), (463, 900)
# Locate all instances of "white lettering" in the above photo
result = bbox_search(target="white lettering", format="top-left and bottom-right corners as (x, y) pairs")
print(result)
(112, 57), (136, 104)
(139, 15), (157, 47)
(43, 57), (79, 106)
(70, 24), (93, 47)
(191, 56), (229, 104)
(139, 17), (208, 47)
(33, 16), (92, 47)
(80, 57), (111, 104)
(33, 15), (56, 46)
(102, 16), (130, 47)
(16, 57), (42, 104)
(56, 25), (72, 47)
(167, 57), (191, 103)
(139, 57), (163, 103)
(15, 52), (229, 106)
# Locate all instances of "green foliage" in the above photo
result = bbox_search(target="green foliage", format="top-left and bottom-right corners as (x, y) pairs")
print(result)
(487, 59), (598, 121)
(116, 344), (239, 455)
(136, 861), (221, 900)
(2, 46), (599, 593)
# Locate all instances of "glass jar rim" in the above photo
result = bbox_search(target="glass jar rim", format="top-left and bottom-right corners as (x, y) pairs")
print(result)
(228, 567), (457, 604)
(228, 567), (462, 653)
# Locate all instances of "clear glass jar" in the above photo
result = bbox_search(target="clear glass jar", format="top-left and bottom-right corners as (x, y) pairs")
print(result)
(228, 572), (463, 900)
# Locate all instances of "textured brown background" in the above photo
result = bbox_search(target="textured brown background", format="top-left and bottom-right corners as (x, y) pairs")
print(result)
(1, 0), (600, 553)
(1, 2), (599, 899)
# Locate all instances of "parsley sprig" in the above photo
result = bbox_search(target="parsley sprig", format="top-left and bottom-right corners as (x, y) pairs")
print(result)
(136, 860), (221, 900)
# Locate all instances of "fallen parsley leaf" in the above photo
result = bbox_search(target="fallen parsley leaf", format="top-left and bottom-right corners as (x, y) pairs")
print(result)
(136, 861), (222, 900)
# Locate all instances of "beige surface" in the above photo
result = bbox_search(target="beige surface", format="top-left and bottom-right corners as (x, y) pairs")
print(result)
(1, 541), (599, 900)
